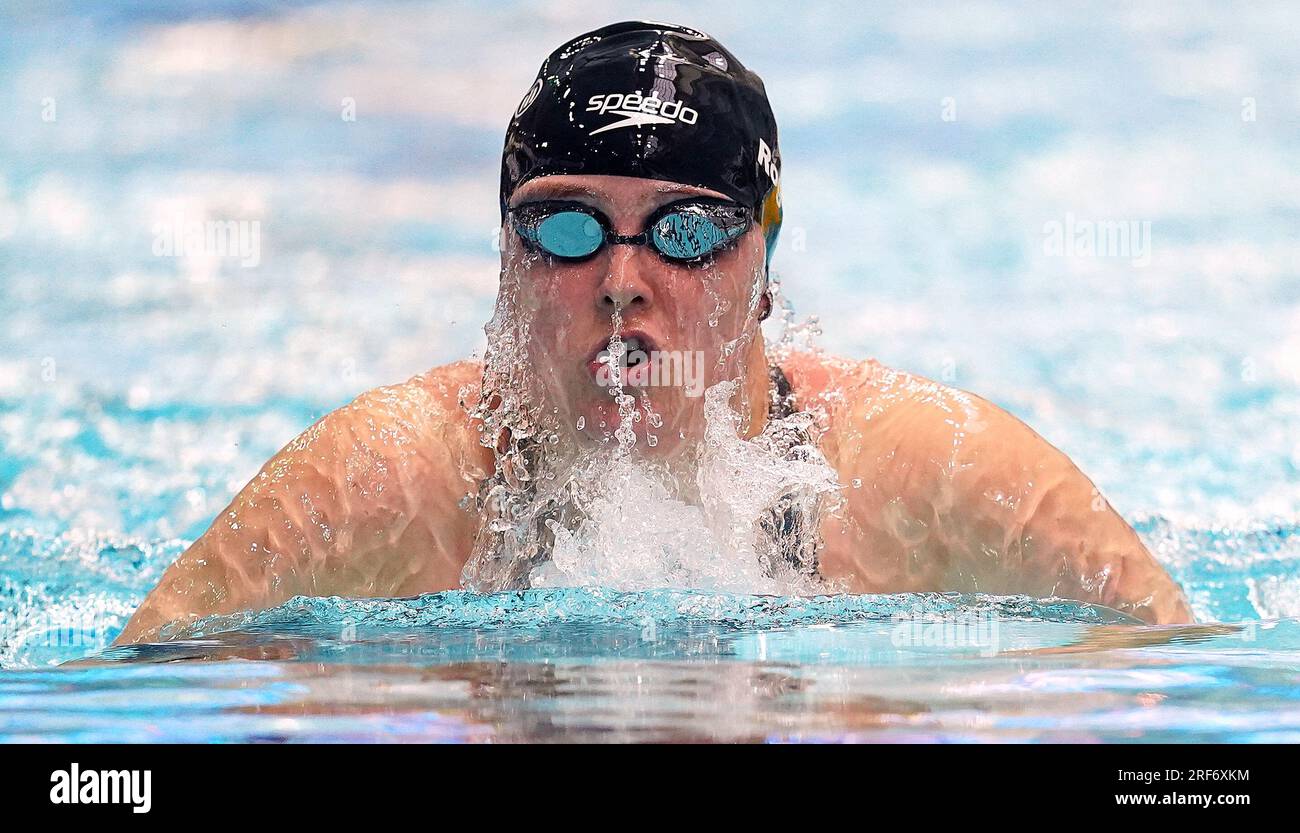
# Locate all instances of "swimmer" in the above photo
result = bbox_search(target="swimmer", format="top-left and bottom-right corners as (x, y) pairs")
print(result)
(115, 21), (1192, 644)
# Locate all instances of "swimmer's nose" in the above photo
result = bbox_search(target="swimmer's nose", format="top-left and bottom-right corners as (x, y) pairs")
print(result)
(596, 246), (655, 312)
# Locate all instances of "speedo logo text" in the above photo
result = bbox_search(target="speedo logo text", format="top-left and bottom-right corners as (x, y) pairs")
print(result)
(585, 91), (699, 135)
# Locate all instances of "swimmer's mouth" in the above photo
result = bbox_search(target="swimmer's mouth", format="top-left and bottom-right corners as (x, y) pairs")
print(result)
(587, 331), (659, 380)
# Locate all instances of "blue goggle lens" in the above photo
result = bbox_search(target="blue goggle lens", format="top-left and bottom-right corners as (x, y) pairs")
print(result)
(534, 211), (604, 259)
(651, 212), (738, 260)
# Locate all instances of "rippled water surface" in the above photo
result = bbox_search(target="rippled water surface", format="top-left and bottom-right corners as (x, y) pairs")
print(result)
(2, 1), (1299, 742)
(8, 588), (1300, 743)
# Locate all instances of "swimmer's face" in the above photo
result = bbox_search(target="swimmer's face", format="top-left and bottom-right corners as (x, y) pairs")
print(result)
(501, 174), (769, 456)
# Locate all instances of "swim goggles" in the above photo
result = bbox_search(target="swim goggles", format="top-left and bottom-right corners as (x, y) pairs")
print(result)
(508, 197), (752, 264)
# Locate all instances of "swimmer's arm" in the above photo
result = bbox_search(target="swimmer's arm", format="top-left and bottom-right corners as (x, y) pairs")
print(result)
(114, 366), (489, 645)
(825, 366), (1193, 625)
(929, 395), (1194, 624)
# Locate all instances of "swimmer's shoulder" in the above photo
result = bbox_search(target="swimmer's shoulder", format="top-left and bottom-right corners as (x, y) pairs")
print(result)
(404, 359), (487, 415)
(779, 351), (883, 401)
(319, 359), (492, 480)
(343, 359), (484, 421)
(783, 349), (1078, 487)
(778, 350), (1023, 463)
(778, 350), (941, 415)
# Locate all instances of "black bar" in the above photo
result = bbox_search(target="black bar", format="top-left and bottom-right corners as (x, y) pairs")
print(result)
(0, 743), (1281, 817)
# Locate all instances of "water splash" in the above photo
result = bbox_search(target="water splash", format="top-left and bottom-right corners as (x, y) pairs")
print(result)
(158, 586), (1143, 640)
(604, 305), (640, 451)
(459, 221), (840, 595)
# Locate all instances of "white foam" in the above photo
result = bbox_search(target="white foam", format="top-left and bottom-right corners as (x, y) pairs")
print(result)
(530, 380), (840, 594)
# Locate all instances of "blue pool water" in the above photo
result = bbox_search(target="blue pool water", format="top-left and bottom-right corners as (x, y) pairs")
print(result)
(2, 1), (1299, 741)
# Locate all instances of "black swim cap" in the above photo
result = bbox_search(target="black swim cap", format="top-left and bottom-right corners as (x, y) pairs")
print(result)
(501, 20), (783, 265)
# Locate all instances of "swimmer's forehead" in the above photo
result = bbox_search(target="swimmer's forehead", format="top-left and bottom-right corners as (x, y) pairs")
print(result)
(508, 175), (732, 212)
